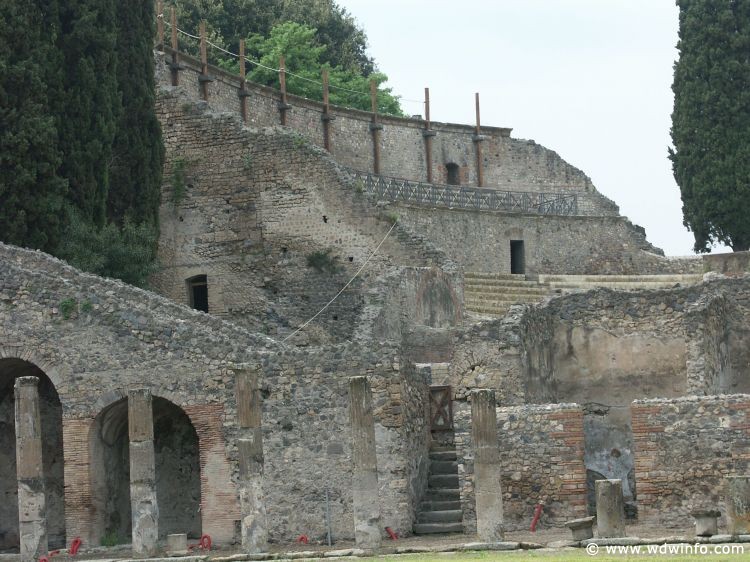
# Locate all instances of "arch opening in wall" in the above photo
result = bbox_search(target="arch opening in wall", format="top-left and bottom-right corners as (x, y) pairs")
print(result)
(90, 396), (202, 545)
(187, 275), (209, 312)
(510, 240), (525, 274)
(0, 358), (66, 552)
(445, 163), (460, 186)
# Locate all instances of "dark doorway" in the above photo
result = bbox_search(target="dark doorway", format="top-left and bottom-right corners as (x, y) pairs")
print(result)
(187, 275), (208, 312)
(446, 163), (460, 185)
(510, 240), (525, 274)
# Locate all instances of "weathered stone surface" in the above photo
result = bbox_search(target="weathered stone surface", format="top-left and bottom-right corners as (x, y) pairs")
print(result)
(349, 377), (381, 550)
(595, 479), (625, 538)
(15, 376), (48, 560)
(129, 389), (158, 558)
(726, 476), (750, 535)
(471, 389), (504, 541)
(166, 533), (188, 555)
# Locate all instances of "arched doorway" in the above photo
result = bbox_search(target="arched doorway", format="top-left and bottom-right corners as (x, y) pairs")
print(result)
(90, 396), (201, 545)
(0, 359), (66, 552)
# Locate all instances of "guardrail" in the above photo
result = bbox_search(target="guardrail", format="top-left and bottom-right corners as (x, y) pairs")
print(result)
(349, 170), (578, 216)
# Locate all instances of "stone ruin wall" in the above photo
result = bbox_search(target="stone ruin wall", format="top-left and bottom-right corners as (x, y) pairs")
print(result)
(156, 49), (598, 194)
(632, 394), (750, 529)
(152, 86), (460, 346)
(454, 402), (587, 532)
(0, 243), (433, 546)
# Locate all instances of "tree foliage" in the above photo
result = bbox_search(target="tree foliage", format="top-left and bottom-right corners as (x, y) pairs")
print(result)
(670, 0), (750, 252)
(0, 1), (68, 252)
(0, 0), (163, 287)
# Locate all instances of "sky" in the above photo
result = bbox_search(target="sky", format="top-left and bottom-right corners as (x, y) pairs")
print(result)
(335, 0), (720, 257)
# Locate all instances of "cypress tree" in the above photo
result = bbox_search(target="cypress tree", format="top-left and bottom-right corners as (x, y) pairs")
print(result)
(670, 0), (750, 251)
(56, 0), (119, 229)
(0, 1), (68, 252)
(109, 0), (165, 228)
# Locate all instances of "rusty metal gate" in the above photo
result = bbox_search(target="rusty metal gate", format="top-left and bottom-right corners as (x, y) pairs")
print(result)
(429, 385), (453, 430)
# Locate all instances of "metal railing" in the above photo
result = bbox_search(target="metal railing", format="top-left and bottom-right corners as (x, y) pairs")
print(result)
(349, 170), (578, 216)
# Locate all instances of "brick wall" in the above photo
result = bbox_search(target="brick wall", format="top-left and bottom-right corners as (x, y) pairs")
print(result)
(632, 395), (750, 528)
(454, 401), (587, 532)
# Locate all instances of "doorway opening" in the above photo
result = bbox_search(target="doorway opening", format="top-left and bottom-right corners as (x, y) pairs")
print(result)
(510, 240), (525, 274)
(446, 163), (460, 186)
(187, 275), (208, 312)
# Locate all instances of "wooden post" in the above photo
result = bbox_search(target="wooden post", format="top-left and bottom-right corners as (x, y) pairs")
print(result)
(423, 86), (436, 183)
(170, 7), (180, 86)
(199, 21), (209, 101)
(322, 68), (332, 152)
(239, 39), (249, 123)
(369, 79), (382, 175)
(473, 92), (484, 187)
(278, 55), (290, 125)
(156, 1), (164, 47)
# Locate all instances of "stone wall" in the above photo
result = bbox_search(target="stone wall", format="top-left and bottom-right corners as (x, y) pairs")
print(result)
(157, 49), (597, 194)
(153, 86), (456, 346)
(0, 243), (430, 546)
(392, 205), (701, 275)
(632, 395), (750, 528)
(454, 401), (587, 532)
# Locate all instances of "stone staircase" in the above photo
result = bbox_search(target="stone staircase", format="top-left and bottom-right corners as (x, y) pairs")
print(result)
(414, 444), (463, 535)
(464, 272), (553, 317)
(464, 272), (705, 317)
(537, 273), (704, 291)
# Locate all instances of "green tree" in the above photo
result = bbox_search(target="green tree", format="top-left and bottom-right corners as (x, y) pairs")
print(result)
(0, 0), (68, 252)
(670, 0), (750, 252)
(244, 22), (402, 115)
(56, 0), (120, 229)
(109, 0), (165, 227)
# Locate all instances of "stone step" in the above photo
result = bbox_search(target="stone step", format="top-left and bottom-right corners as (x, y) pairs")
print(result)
(538, 274), (703, 284)
(464, 279), (543, 288)
(465, 305), (513, 314)
(430, 460), (458, 474)
(422, 488), (460, 501)
(417, 509), (463, 523)
(464, 272), (527, 281)
(413, 522), (464, 535)
(429, 474), (459, 488)
(420, 499), (461, 511)
(464, 285), (551, 296)
(465, 296), (544, 306)
(429, 450), (457, 461)
(549, 282), (691, 291)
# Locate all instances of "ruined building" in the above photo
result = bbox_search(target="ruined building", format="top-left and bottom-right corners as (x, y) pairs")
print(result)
(1, 41), (750, 555)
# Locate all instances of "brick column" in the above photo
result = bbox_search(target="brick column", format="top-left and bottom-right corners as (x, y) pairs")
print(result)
(236, 370), (268, 553)
(349, 376), (381, 550)
(471, 389), (504, 541)
(128, 389), (158, 557)
(15, 376), (48, 560)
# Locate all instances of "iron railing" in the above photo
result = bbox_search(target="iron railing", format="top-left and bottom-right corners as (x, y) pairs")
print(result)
(349, 170), (578, 216)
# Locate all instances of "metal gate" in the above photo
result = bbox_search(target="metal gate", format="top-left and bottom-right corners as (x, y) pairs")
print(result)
(429, 386), (453, 430)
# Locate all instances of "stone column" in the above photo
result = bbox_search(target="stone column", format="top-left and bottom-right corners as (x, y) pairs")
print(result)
(726, 476), (750, 535)
(236, 370), (268, 553)
(349, 376), (381, 550)
(471, 389), (504, 541)
(595, 479), (625, 538)
(128, 388), (158, 557)
(15, 376), (48, 560)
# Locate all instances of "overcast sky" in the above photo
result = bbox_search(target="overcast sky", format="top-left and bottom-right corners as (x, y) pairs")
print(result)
(335, 0), (721, 257)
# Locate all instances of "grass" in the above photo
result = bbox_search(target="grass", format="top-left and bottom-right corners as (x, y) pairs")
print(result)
(357, 548), (750, 561)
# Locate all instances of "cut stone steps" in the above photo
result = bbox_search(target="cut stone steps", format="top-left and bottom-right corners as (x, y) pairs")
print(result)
(420, 500), (461, 511)
(429, 450), (457, 462)
(430, 460), (458, 474)
(464, 273), (527, 280)
(422, 488), (460, 501)
(464, 278), (545, 288)
(538, 274), (703, 283)
(549, 282), (694, 290)
(465, 285), (551, 296)
(465, 294), (547, 304)
(417, 509), (463, 523)
(429, 474), (459, 488)
(413, 522), (464, 535)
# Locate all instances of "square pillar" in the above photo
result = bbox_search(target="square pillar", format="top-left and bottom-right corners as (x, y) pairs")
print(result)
(349, 376), (381, 550)
(471, 389), (504, 541)
(128, 388), (158, 557)
(15, 376), (48, 560)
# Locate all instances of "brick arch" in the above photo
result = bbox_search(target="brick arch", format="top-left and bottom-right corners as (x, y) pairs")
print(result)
(0, 346), (65, 391)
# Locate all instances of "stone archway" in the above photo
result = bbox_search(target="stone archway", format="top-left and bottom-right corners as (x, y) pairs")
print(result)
(0, 358), (66, 552)
(90, 395), (202, 546)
